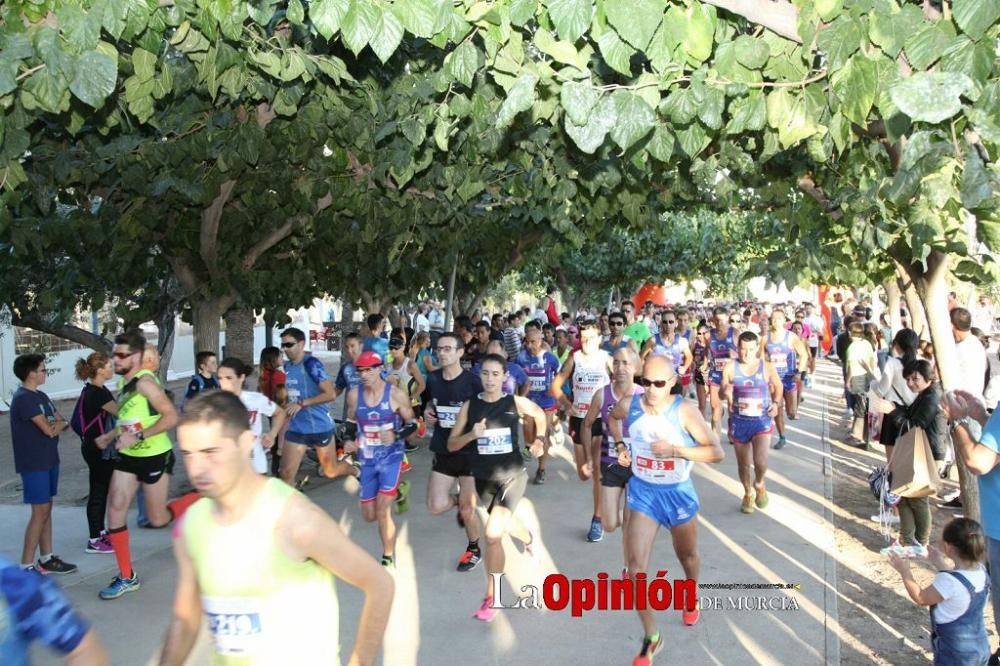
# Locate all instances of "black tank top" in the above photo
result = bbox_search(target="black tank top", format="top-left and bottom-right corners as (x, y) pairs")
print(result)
(465, 393), (524, 480)
(428, 369), (482, 454)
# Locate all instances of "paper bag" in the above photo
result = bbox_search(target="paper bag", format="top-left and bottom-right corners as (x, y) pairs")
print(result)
(888, 427), (938, 498)
(867, 390), (896, 415)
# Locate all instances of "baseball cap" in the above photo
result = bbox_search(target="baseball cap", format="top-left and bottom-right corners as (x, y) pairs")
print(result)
(355, 351), (384, 368)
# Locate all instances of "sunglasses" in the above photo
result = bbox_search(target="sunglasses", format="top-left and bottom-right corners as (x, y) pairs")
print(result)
(280, 341), (298, 349)
(389, 345), (404, 350)
(640, 378), (671, 388)
(663, 320), (676, 325)
(113, 351), (138, 359)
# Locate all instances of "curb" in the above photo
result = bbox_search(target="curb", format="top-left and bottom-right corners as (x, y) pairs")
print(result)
(820, 379), (842, 665)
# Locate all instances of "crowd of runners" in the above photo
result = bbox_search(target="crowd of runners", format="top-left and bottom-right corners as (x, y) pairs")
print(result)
(6, 288), (1000, 665)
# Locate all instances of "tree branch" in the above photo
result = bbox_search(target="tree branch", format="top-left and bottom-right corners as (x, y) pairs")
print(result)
(797, 174), (843, 220)
(11, 312), (112, 352)
(240, 192), (333, 272)
(700, 0), (801, 43)
(168, 253), (202, 295)
(200, 179), (237, 279)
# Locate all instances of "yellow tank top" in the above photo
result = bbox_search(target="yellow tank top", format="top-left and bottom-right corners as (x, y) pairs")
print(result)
(116, 369), (172, 457)
(182, 479), (340, 665)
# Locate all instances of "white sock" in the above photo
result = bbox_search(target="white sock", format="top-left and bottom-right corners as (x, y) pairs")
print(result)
(40, 553), (53, 563)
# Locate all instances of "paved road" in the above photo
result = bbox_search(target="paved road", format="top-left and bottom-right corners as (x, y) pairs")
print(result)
(10, 358), (846, 665)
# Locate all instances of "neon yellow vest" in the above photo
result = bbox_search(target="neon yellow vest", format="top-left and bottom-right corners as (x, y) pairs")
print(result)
(182, 479), (340, 665)
(116, 369), (171, 457)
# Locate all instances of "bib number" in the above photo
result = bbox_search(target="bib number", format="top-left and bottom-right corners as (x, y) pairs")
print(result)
(769, 353), (787, 371)
(204, 597), (263, 656)
(437, 404), (460, 429)
(528, 375), (547, 393)
(477, 428), (514, 455)
(738, 397), (764, 417)
(635, 455), (676, 482)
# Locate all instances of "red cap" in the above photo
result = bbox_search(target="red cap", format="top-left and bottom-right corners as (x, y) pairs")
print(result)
(355, 351), (383, 368)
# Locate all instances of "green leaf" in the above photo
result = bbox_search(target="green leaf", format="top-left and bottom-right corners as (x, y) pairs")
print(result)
(903, 21), (956, 71)
(732, 35), (769, 70)
(597, 29), (636, 77)
(511, 0), (536, 26)
(564, 95), (617, 153)
(311, 0), (349, 39)
(660, 85), (700, 125)
(342, 0), (380, 55)
(606, 0), (662, 51)
(0, 59), (18, 97)
(725, 91), (766, 134)
(676, 123), (710, 158)
(829, 111), (850, 153)
(534, 28), (586, 69)
(815, 0), (842, 21)
(59, 5), (102, 50)
(939, 37), (994, 90)
(609, 91), (655, 151)
(369, 8), (404, 63)
(953, 0), (1000, 41)
(978, 217), (1000, 252)
(817, 15), (863, 70)
(496, 72), (538, 128)
(766, 89), (819, 148)
(401, 117), (427, 146)
(445, 40), (478, 88)
(544, 0), (591, 43)
(132, 48), (157, 83)
(831, 53), (876, 125)
(889, 72), (973, 124)
(683, 3), (716, 65)
(868, 5), (924, 58)
(646, 126), (675, 162)
(560, 81), (601, 126)
(287, 0), (305, 25)
(21, 70), (69, 114)
(962, 150), (998, 210)
(698, 86), (725, 130)
(70, 51), (117, 108)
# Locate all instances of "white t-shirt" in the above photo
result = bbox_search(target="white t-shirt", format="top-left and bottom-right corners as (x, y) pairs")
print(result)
(806, 315), (824, 346)
(955, 334), (988, 401)
(931, 566), (988, 623)
(414, 313), (430, 333)
(239, 390), (279, 474)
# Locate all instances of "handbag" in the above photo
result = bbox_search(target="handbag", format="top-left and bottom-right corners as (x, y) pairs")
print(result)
(888, 426), (938, 498)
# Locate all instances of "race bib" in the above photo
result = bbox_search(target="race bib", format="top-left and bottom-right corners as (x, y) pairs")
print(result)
(362, 424), (388, 447)
(119, 419), (142, 435)
(738, 397), (765, 417)
(286, 388), (301, 402)
(477, 427), (514, 455)
(713, 357), (731, 372)
(204, 596), (263, 656)
(529, 375), (547, 393)
(437, 404), (460, 429)
(634, 455), (676, 483)
(769, 353), (787, 371)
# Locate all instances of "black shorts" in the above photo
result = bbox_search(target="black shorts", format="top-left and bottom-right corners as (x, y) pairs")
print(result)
(809, 346), (818, 358)
(600, 461), (632, 488)
(432, 452), (474, 478)
(569, 416), (603, 445)
(113, 450), (175, 485)
(476, 471), (528, 513)
(670, 382), (683, 396)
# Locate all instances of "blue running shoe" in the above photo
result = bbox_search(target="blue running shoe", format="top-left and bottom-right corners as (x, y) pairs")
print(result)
(773, 436), (787, 450)
(587, 517), (604, 543)
(99, 572), (141, 600)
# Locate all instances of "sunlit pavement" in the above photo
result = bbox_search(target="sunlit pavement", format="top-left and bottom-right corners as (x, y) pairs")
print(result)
(16, 362), (853, 665)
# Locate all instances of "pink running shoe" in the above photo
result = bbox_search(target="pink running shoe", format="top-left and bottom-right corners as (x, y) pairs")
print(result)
(86, 536), (113, 554)
(473, 596), (498, 622)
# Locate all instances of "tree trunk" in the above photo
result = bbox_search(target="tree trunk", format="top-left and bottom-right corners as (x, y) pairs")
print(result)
(223, 306), (256, 365)
(904, 250), (981, 523)
(885, 279), (902, 334)
(388, 305), (403, 330)
(340, 301), (355, 326)
(897, 268), (929, 339)
(155, 309), (175, 385)
(264, 310), (274, 348)
(191, 297), (229, 357)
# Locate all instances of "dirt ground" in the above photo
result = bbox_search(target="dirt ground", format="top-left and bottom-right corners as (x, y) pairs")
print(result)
(826, 393), (996, 665)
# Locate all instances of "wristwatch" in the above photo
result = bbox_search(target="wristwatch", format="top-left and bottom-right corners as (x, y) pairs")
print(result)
(950, 417), (973, 434)
(136, 429), (145, 441)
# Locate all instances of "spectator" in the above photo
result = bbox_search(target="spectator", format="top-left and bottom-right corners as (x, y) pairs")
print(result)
(428, 301), (445, 347)
(362, 313), (390, 362)
(973, 294), (996, 334)
(887, 517), (989, 665)
(845, 321), (880, 447)
(10, 353), (77, 574)
(73, 352), (118, 554)
(542, 286), (560, 326)
(880, 360), (943, 557)
(502, 311), (524, 359)
(258, 346), (288, 476)
(182, 351), (219, 407)
(873, 330), (919, 463)
(414, 303), (431, 334)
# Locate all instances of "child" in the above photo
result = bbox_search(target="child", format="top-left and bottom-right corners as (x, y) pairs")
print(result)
(182, 350), (219, 407)
(217, 358), (287, 475)
(887, 517), (990, 665)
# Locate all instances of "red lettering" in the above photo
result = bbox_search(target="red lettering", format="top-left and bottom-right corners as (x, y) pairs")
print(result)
(611, 578), (634, 610)
(634, 572), (647, 611)
(572, 578), (596, 617)
(673, 578), (698, 611)
(597, 572), (609, 610)
(648, 571), (672, 611)
(543, 574), (569, 611)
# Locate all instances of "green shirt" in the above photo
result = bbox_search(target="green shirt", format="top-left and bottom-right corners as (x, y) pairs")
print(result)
(624, 321), (652, 348)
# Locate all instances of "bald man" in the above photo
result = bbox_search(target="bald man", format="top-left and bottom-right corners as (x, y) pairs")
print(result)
(608, 355), (724, 663)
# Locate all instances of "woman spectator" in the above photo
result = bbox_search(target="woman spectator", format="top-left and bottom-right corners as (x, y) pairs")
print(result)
(73, 352), (117, 554)
(845, 321), (880, 447)
(873, 329), (919, 463)
(879, 360), (944, 557)
(257, 346), (287, 476)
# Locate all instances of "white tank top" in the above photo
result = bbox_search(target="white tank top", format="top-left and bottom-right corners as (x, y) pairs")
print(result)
(571, 349), (610, 418)
(626, 394), (696, 485)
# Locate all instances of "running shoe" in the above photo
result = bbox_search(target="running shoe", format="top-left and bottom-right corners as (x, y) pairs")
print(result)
(396, 480), (411, 514)
(879, 542), (907, 557)
(682, 607), (701, 626)
(907, 543), (929, 558)
(36, 556), (78, 575)
(755, 488), (769, 509)
(381, 555), (395, 569)
(401, 459), (412, 474)
(473, 596), (498, 622)
(587, 517), (604, 543)
(99, 571), (141, 600)
(533, 468), (546, 485)
(457, 548), (481, 572)
(632, 634), (663, 666)
(23, 564), (43, 575)
(86, 536), (113, 554)
(773, 435), (787, 450)
(740, 494), (755, 514)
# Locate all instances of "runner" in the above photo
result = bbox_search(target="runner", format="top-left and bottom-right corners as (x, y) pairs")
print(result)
(514, 328), (561, 484)
(551, 319), (612, 542)
(675, 308), (695, 397)
(94, 330), (179, 599)
(763, 309), (808, 449)
(384, 335), (425, 457)
(455, 316), (478, 372)
(692, 322), (711, 416)
(581, 347), (642, 576)
(602, 311), (637, 354)
(279, 327), (356, 487)
(707, 307), (740, 438)
(216, 358), (287, 475)
(423, 332), (484, 571)
(159, 391), (394, 665)
(641, 310), (693, 396)
(722, 332), (783, 513)
(343, 352), (418, 568)
(362, 314), (390, 362)
(447, 353), (546, 621)
(608, 356), (724, 664)
(804, 303), (824, 384)
(474, 340), (529, 397)
(622, 302), (653, 350)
